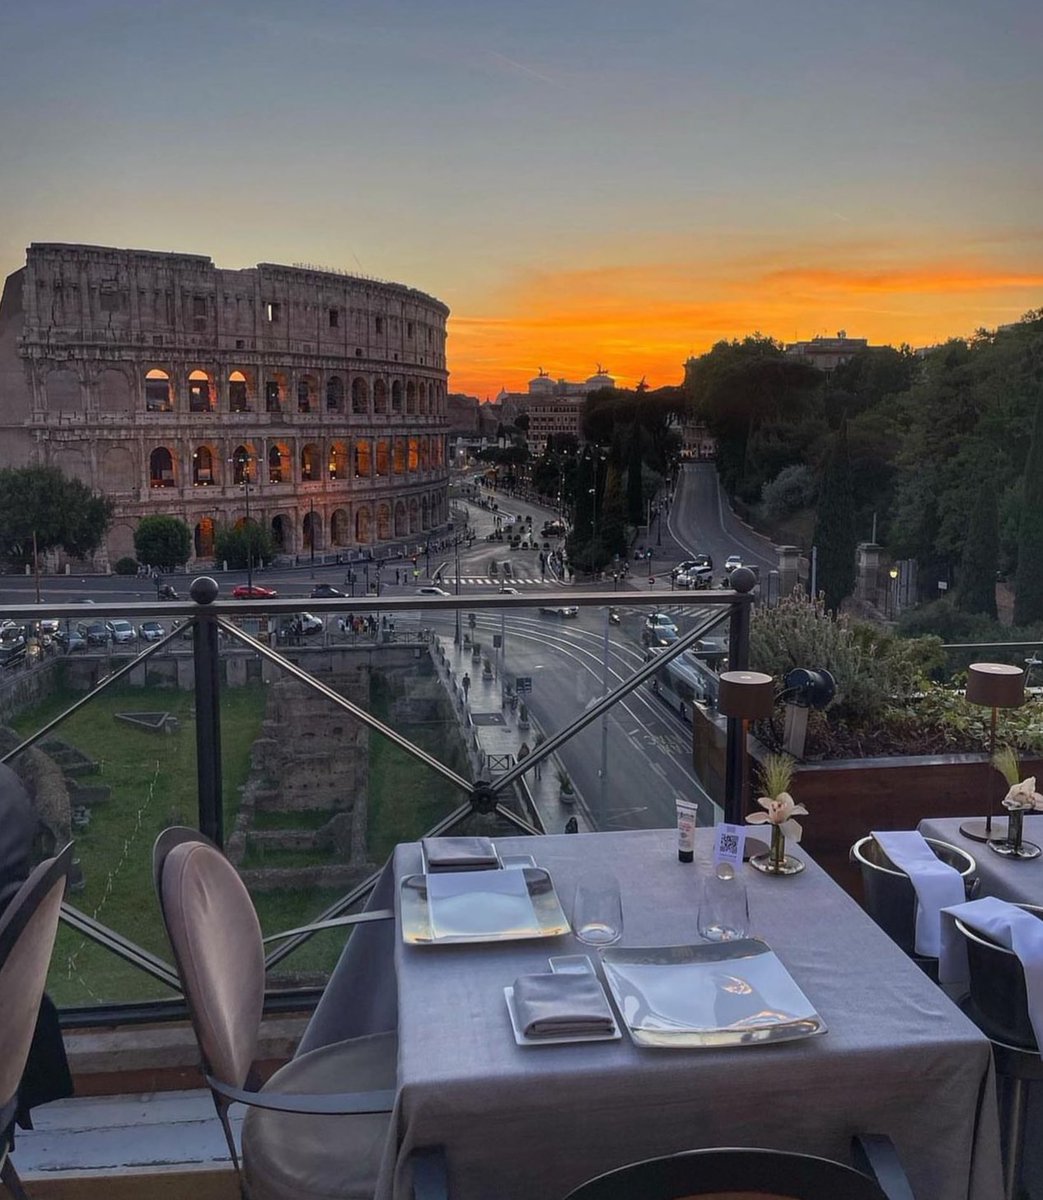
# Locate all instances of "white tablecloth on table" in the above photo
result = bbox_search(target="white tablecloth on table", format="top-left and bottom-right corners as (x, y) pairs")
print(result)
(304, 828), (1002, 1200)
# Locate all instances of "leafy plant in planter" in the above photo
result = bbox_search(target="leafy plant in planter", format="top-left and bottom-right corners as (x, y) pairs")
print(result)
(557, 768), (576, 804)
(482, 656), (493, 678)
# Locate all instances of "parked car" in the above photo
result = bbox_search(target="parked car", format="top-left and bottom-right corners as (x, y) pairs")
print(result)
(416, 586), (451, 596)
(0, 631), (27, 666)
(106, 619), (136, 645)
(671, 559), (702, 579)
(539, 605), (579, 617)
(78, 621), (110, 646)
(724, 555), (744, 574)
(231, 584), (278, 599)
(55, 627), (87, 653)
(541, 521), (566, 537)
(138, 620), (166, 642)
(310, 583), (345, 598)
(39, 618), (61, 636)
(644, 612), (679, 636)
(675, 566), (713, 589)
(642, 625), (680, 649)
(298, 612), (323, 635)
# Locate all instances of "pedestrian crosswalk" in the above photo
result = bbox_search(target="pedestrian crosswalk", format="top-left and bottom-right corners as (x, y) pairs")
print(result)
(440, 576), (564, 587)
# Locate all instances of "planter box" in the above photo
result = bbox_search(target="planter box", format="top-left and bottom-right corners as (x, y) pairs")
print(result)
(692, 704), (1043, 898)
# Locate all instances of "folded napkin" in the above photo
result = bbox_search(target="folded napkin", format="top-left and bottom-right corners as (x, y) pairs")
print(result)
(872, 830), (965, 958)
(512, 971), (615, 1038)
(939, 897), (1043, 1047)
(422, 836), (499, 872)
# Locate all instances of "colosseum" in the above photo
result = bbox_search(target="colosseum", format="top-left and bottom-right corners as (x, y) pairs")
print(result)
(0, 243), (450, 566)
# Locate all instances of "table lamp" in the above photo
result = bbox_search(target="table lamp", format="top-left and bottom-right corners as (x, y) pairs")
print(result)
(719, 670), (775, 854)
(958, 662), (1026, 843)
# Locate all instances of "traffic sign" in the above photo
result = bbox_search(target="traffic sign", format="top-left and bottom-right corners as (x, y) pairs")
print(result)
(515, 676), (533, 693)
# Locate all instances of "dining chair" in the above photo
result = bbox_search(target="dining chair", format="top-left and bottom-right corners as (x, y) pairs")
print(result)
(561, 1138), (915, 1200)
(952, 906), (1043, 1200)
(153, 827), (442, 1200)
(0, 842), (74, 1200)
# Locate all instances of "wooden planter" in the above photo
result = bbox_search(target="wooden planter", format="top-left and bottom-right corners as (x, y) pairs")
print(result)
(691, 704), (1043, 898)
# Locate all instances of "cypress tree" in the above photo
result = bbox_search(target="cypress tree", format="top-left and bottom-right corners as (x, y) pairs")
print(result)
(626, 422), (644, 526)
(814, 422), (857, 611)
(955, 467), (998, 618)
(1014, 389), (1043, 625)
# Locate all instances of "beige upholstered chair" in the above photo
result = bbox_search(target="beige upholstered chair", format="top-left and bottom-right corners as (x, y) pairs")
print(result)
(0, 843), (73, 1200)
(153, 828), (400, 1200)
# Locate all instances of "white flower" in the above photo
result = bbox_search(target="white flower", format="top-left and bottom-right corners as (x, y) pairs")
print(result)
(745, 792), (809, 843)
(1002, 777), (1043, 812)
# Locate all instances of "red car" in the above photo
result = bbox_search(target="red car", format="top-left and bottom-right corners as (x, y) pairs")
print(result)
(231, 584), (278, 599)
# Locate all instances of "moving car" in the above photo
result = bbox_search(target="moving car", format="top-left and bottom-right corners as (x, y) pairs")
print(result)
(311, 583), (345, 598)
(644, 612), (679, 636)
(642, 625), (680, 649)
(231, 584), (278, 599)
(106, 619), (136, 645)
(675, 566), (713, 589)
(138, 620), (166, 642)
(541, 521), (566, 537)
(417, 586), (451, 596)
(724, 555), (744, 574)
(539, 605), (579, 617)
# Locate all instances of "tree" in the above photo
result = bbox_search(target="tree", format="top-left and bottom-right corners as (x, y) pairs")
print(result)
(133, 515), (192, 570)
(214, 523), (275, 570)
(814, 423), (857, 611)
(626, 422), (644, 526)
(1014, 387), (1043, 625)
(954, 469), (998, 619)
(0, 465), (113, 566)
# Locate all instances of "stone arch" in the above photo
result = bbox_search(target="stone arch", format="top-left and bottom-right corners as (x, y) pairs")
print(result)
(300, 442), (320, 482)
(419, 436), (430, 470)
(408, 437), (419, 471)
(303, 510), (321, 551)
(229, 369), (254, 412)
(393, 500), (407, 538)
(52, 446), (90, 485)
(351, 376), (369, 415)
(97, 368), (131, 413)
(377, 502), (392, 541)
(189, 369), (214, 413)
(145, 368), (172, 412)
(355, 506), (371, 544)
(408, 497), (419, 535)
(192, 444), (217, 486)
(330, 507), (350, 547)
(393, 438), (406, 474)
(373, 378), (388, 415)
(354, 438), (372, 477)
(107, 523), (136, 562)
(391, 379), (403, 413)
(419, 381), (428, 414)
(326, 375), (345, 413)
(99, 445), (134, 492)
(230, 445), (254, 484)
(271, 513), (290, 550)
(297, 373), (318, 413)
(328, 440), (348, 481)
(375, 439), (390, 477)
(266, 371), (287, 413)
(194, 517), (216, 558)
(268, 442), (290, 484)
(149, 446), (176, 488)
(406, 380), (417, 414)
(421, 494), (430, 530)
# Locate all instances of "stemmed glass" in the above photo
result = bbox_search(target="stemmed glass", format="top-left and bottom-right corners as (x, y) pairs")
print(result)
(573, 872), (624, 947)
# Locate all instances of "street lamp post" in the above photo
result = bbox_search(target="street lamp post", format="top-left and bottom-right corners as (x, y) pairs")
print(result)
(888, 566), (899, 620)
(309, 498), (316, 574)
(228, 453), (254, 593)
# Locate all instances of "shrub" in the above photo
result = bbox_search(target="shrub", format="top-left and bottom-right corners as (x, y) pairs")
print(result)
(113, 556), (138, 576)
(760, 464), (817, 521)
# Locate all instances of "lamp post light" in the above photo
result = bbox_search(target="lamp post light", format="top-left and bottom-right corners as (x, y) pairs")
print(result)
(888, 566), (899, 620)
(228, 452), (254, 593)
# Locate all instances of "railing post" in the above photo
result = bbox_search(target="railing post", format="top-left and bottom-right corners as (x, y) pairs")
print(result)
(724, 580), (754, 827)
(191, 577), (224, 847)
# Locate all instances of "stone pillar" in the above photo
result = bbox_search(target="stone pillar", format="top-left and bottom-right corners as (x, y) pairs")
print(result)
(776, 545), (801, 598)
(856, 543), (884, 608)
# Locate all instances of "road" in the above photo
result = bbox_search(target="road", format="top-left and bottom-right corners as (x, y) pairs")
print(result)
(667, 462), (776, 575)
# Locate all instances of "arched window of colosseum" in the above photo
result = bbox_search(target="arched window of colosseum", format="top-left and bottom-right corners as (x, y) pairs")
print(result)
(97, 368), (131, 413)
(329, 441), (348, 480)
(330, 508), (350, 547)
(45, 368), (81, 412)
(434, 437), (444, 466)
(419, 437), (430, 469)
(355, 507), (371, 543)
(300, 443), (320, 482)
(271, 514), (289, 550)
(149, 446), (176, 488)
(194, 517), (215, 558)
(421, 495), (430, 530)
(351, 377), (369, 415)
(192, 445), (215, 486)
(326, 375), (345, 413)
(189, 370), (213, 413)
(303, 510), (321, 552)
(408, 498), (419, 535)
(393, 439), (406, 474)
(375, 439), (390, 477)
(394, 501), (407, 538)
(391, 380), (403, 412)
(229, 370), (251, 413)
(408, 438), (419, 471)
(377, 503), (392, 541)
(298, 374), (317, 413)
(145, 369), (172, 412)
(266, 372), (286, 413)
(419, 382), (428, 414)
(406, 381), (417, 414)
(373, 378), (388, 415)
(268, 444), (289, 484)
(355, 439), (372, 477)
(231, 445), (254, 484)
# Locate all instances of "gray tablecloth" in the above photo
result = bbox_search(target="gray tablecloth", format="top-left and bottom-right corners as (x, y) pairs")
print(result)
(304, 829), (1002, 1200)
(920, 815), (1043, 906)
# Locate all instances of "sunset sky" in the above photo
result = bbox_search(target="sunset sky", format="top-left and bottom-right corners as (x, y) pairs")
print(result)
(2, 0), (1041, 397)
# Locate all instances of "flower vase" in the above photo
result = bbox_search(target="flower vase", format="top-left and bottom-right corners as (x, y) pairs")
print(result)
(750, 823), (806, 876)
(990, 807), (1041, 859)
(1010, 809), (1025, 853)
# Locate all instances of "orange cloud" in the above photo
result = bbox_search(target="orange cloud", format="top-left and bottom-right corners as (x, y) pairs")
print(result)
(447, 249), (1043, 397)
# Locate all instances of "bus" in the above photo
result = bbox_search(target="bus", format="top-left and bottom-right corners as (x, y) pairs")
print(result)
(649, 649), (721, 721)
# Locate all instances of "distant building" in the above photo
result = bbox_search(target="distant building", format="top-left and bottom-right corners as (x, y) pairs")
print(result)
(0, 243), (450, 566)
(678, 416), (716, 460)
(784, 331), (870, 374)
(499, 366), (616, 454)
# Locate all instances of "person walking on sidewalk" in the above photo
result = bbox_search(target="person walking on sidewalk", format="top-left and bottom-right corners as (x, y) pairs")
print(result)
(517, 740), (531, 774)
(532, 731), (545, 779)
(462, 672), (471, 702)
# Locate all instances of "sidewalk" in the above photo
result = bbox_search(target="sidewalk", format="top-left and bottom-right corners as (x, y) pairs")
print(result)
(430, 634), (592, 834)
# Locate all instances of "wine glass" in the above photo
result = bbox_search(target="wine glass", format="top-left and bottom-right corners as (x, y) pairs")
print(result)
(573, 872), (624, 947)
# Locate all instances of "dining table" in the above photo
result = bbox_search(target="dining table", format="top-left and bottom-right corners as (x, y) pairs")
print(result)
(919, 815), (1043, 907)
(301, 828), (1003, 1200)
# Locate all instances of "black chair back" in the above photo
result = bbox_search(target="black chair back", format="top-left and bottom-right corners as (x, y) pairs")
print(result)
(956, 905), (1043, 1050)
